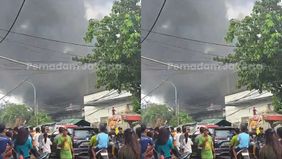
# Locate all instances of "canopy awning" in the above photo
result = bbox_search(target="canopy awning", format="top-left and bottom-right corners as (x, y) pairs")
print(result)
(263, 114), (282, 121)
(58, 119), (90, 126)
(121, 114), (142, 122)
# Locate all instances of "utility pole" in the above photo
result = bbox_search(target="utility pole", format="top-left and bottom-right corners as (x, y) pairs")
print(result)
(163, 80), (179, 125)
(25, 81), (38, 125)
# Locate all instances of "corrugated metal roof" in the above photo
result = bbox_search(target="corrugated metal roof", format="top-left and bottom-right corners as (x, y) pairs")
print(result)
(58, 118), (83, 124)
(226, 90), (272, 105)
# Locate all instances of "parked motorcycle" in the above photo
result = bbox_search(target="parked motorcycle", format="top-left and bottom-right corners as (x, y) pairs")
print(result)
(237, 148), (250, 159)
(96, 149), (109, 159)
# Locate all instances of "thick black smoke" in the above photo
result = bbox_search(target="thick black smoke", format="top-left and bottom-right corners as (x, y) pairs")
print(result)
(141, 0), (255, 112)
(0, 0), (113, 112)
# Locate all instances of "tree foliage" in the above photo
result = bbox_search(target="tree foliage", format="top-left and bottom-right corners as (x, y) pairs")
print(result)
(169, 112), (193, 127)
(141, 104), (193, 127)
(0, 103), (32, 127)
(28, 112), (53, 127)
(75, 0), (141, 112)
(215, 0), (282, 112)
(0, 103), (52, 127)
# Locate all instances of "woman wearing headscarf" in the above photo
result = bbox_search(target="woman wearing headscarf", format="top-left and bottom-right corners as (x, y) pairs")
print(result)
(155, 127), (173, 159)
(13, 127), (32, 159)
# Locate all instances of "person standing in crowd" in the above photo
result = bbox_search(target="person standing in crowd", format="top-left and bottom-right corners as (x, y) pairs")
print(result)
(179, 127), (186, 153)
(33, 128), (40, 152)
(153, 127), (159, 142)
(182, 128), (193, 154)
(195, 127), (205, 159)
(259, 129), (282, 159)
(155, 127), (173, 159)
(109, 129), (116, 141)
(54, 127), (64, 158)
(0, 124), (12, 159)
(146, 130), (153, 138)
(57, 128), (73, 159)
(230, 128), (240, 158)
(92, 124), (109, 159)
(140, 124), (153, 159)
(174, 128), (182, 151)
(118, 128), (141, 159)
(116, 127), (124, 144)
(115, 127), (124, 155)
(12, 127), (18, 141)
(29, 127), (35, 139)
(170, 127), (176, 146)
(254, 127), (265, 157)
(136, 127), (142, 139)
(198, 128), (214, 159)
(276, 127), (282, 144)
(14, 127), (33, 159)
(42, 133), (52, 159)
(167, 127), (179, 158)
(38, 126), (46, 153)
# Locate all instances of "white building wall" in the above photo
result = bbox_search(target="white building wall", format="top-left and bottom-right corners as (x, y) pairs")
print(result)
(225, 101), (272, 124)
(83, 90), (132, 125)
(84, 102), (132, 125)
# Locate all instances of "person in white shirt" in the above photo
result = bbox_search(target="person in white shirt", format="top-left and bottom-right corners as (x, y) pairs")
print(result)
(42, 133), (52, 158)
(183, 131), (193, 154)
(33, 127), (41, 151)
(174, 127), (182, 151)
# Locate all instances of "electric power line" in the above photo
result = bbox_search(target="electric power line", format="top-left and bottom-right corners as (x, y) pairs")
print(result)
(4, 37), (83, 57)
(144, 38), (225, 57)
(141, 0), (167, 43)
(141, 55), (181, 69)
(0, 55), (39, 70)
(141, 77), (169, 101)
(141, 29), (236, 48)
(0, 0), (26, 44)
(0, 76), (29, 101)
(0, 27), (94, 47)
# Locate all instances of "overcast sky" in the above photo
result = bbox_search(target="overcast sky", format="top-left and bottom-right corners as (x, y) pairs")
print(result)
(0, 0), (114, 112)
(141, 0), (256, 112)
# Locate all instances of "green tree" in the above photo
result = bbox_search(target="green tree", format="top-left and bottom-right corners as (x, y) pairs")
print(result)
(28, 112), (53, 127)
(169, 112), (193, 127)
(0, 103), (32, 127)
(141, 104), (174, 127)
(75, 0), (141, 112)
(142, 104), (193, 127)
(0, 103), (53, 127)
(215, 0), (282, 113)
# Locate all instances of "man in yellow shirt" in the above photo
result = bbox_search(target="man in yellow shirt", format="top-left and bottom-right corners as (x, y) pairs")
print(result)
(89, 128), (99, 159)
(230, 128), (240, 159)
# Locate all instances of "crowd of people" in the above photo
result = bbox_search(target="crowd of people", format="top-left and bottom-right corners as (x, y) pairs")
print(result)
(1, 122), (282, 159)
(89, 124), (193, 159)
(0, 124), (73, 159)
(228, 126), (282, 159)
